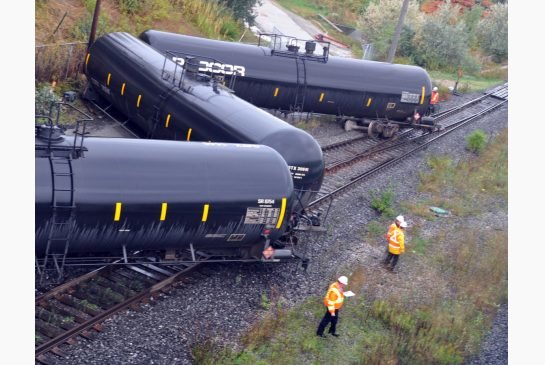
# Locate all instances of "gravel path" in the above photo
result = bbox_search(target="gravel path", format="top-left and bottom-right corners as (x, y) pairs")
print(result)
(43, 90), (508, 365)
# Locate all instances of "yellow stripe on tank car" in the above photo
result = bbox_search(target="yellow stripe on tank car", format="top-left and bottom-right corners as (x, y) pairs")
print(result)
(276, 197), (287, 229)
(121, 83), (126, 96)
(319, 92), (325, 102)
(201, 204), (210, 222)
(274, 87), (279, 97)
(420, 86), (426, 104)
(137, 94), (142, 108)
(114, 202), (122, 221)
(107, 73), (111, 86)
(366, 98), (372, 107)
(187, 128), (192, 141)
(165, 114), (171, 128)
(160, 202), (168, 221)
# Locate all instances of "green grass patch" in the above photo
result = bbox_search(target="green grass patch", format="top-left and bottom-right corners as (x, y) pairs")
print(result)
(428, 69), (505, 94)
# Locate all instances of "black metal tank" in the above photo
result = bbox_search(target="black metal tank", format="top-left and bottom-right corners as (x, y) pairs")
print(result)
(139, 29), (433, 121)
(35, 132), (295, 258)
(85, 32), (324, 210)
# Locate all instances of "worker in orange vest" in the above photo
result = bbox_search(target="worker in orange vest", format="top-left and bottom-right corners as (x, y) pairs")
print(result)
(316, 276), (348, 337)
(429, 86), (439, 114)
(383, 215), (407, 272)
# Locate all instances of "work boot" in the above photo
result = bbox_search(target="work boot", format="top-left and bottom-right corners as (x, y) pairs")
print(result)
(330, 333), (340, 337)
(316, 333), (327, 338)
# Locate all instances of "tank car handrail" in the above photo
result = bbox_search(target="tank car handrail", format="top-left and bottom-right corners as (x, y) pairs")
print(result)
(162, 50), (237, 90)
(258, 33), (330, 63)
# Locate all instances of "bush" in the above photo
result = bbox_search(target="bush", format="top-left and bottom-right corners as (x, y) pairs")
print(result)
(370, 188), (395, 217)
(412, 1), (470, 70)
(477, 3), (508, 63)
(466, 129), (488, 154)
(35, 84), (60, 116)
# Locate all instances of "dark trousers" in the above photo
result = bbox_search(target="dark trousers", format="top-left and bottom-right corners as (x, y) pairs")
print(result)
(384, 252), (399, 269)
(317, 309), (339, 335)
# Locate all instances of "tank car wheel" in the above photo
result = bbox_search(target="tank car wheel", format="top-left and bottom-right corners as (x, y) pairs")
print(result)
(367, 121), (381, 139)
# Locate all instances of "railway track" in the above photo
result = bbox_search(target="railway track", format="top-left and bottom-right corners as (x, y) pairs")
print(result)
(35, 253), (212, 364)
(300, 83), (508, 223)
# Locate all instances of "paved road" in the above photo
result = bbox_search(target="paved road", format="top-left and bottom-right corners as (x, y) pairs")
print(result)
(251, 0), (353, 58)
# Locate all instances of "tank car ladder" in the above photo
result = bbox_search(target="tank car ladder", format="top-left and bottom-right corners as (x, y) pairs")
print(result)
(39, 153), (77, 283)
(292, 58), (307, 114)
(37, 102), (90, 284)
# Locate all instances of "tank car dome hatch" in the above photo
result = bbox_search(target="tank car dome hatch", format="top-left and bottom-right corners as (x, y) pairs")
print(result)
(36, 124), (64, 142)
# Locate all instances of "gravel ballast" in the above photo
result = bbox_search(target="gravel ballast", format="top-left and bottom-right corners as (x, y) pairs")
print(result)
(43, 90), (508, 365)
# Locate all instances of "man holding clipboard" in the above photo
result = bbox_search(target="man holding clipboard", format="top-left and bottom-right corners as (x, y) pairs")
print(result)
(316, 276), (355, 338)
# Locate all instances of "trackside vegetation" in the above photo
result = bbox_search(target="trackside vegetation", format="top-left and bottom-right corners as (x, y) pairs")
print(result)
(192, 128), (508, 364)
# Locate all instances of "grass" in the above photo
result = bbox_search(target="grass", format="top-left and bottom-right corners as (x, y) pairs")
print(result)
(192, 127), (508, 364)
(428, 69), (506, 95)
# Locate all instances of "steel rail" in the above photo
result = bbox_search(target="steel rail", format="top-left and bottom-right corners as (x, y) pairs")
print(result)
(35, 258), (209, 358)
(308, 98), (507, 209)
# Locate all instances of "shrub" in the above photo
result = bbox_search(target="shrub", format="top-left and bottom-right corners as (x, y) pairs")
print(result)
(412, 0), (471, 71)
(466, 129), (488, 154)
(35, 84), (59, 116)
(370, 188), (395, 217)
(477, 3), (508, 63)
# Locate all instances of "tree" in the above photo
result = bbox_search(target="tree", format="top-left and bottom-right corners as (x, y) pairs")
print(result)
(477, 3), (508, 63)
(217, 0), (261, 25)
(412, 0), (473, 70)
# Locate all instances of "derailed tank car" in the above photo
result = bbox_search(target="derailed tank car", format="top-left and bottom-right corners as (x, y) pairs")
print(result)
(139, 30), (436, 138)
(35, 126), (296, 261)
(84, 32), (324, 211)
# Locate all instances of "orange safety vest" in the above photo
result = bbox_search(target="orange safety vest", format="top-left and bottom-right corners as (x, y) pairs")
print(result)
(430, 91), (439, 105)
(386, 223), (396, 241)
(388, 224), (405, 255)
(323, 282), (344, 314)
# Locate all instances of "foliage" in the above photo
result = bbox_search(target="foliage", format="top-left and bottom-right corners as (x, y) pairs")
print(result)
(466, 129), (488, 154)
(412, 0), (474, 70)
(260, 293), (270, 310)
(35, 84), (60, 116)
(217, 0), (261, 25)
(70, 13), (111, 41)
(477, 3), (508, 63)
(462, 4), (484, 47)
(370, 187), (395, 217)
(118, 0), (143, 14)
(359, 0), (423, 61)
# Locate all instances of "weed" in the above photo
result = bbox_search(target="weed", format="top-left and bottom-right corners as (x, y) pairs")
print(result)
(466, 129), (488, 154)
(259, 293), (270, 310)
(370, 187), (395, 217)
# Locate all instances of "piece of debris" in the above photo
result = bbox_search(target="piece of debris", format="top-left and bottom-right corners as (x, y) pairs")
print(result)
(429, 206), (450, 217)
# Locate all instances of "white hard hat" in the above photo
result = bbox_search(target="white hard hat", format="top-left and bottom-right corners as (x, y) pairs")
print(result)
(396, 215), (405, 223)
(433, 87), (438, 91)
(338, 276), (348, 285)
(400, 221), (408, 228)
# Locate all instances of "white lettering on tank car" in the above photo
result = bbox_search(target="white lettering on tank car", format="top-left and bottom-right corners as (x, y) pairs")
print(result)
(244, 207), (280, 224)
(288, 165), (310, 180)
(172, 57), (246, 77)
(258, 199), (275, 205)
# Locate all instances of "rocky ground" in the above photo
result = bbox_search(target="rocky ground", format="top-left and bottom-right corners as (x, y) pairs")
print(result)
(41, 90), (508, 364)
